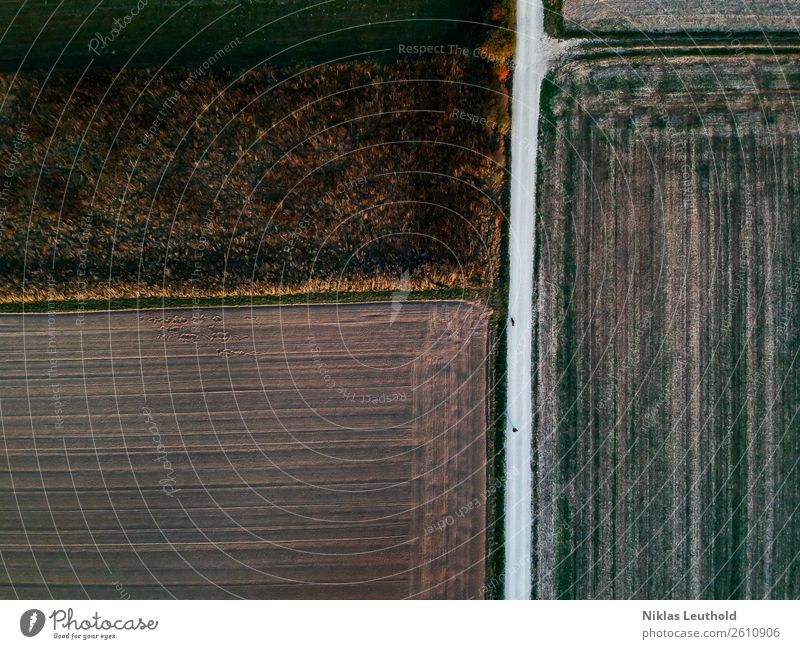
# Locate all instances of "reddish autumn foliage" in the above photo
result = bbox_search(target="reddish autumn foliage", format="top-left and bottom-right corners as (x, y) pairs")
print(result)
(0, 58), (506, 300)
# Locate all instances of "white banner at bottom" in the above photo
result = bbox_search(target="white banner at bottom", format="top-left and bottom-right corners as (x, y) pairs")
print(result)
(1, 600), (797, 648)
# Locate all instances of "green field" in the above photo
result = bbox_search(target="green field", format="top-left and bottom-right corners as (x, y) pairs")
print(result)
(0, 0), (486, 70)
(534, 54), (800, 599)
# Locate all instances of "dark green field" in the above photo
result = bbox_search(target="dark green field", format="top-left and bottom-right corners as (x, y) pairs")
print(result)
(0, 0), (486, 70)
(534, 54), (800, 599)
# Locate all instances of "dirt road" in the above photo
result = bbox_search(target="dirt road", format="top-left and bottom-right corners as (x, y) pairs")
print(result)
(506, 0), (548, 600)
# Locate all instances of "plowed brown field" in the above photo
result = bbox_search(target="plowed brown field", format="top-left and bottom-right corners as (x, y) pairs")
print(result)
(0, 301), (490, 599)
